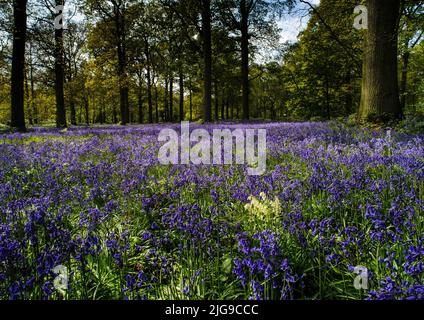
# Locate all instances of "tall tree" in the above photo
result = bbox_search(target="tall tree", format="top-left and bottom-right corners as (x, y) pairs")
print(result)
(239, 0), (250, 120)
(10, 0), (27, 131)
(179, 67), (184, 121)
(28, 41), (37, 124)
(201, 0), (212, 122)
(398, 2), (423, 116)
(162, 0), (213, 122)
(87, 0), (132, 125)
(284, 0), (362, 120)
(54, 0), (67, 128)
(145, 38), (153, 123)
(64, 21), (87, 126)
(358, 0), (402, 122)
(219, 0), (293, 120)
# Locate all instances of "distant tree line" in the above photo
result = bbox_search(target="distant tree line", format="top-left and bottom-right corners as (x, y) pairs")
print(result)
(0, 0), (423, 131)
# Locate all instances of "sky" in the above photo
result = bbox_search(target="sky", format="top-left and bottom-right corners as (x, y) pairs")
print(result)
(278, 0), (321, 43)
(254, 0), (320, 63)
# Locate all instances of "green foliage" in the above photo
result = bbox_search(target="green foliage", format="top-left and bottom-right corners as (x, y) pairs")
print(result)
(396, 115), (424, 134)
(0, 0), (423, 124)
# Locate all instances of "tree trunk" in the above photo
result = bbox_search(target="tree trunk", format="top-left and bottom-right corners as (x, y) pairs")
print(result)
(154, 83), (159, 123)
(240, 0), (250, 120)
(78, 103), (82, 124)
(214, 80), (219, 121)
(169, 76), (174, 121)
(147, 71), (153, 123)
(179, 69), (184, 122)
(70, 98), (76, 125)
(115, 5), (129, 125)
(138, 81), (143, 124)
(118, 74), (129, 124)
(270, 103), (276, 121)
(145, 41), (153, 124)
(112, 103), (117, 124)
(91, 99), (96, 124)
(400, 50), (409, 116)
(84, 96), (89, 125)
(325, 75), (331, 120)
(25, 63), (32, 125)
(54, 0), (66, 128)
(358, 0), (401, 123)
(164, 78), (169, 121)
(201, 0), (212, 122)
(69, 67), (77, 125)
(10, 0), (27, 132)
(99, 98), (104, 124)
(189, 85), (193, 122)
(221, 94), (225, 120)
(29, 42), (37, 124)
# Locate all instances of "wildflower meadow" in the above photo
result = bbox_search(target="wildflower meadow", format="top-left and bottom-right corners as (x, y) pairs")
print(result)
(1, 122), (423, 300)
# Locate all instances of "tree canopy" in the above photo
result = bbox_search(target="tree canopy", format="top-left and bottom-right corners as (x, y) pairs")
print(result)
(1, 0), (423, 129)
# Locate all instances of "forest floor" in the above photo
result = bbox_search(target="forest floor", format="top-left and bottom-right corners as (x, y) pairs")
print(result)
(1, 121), (423, 300)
